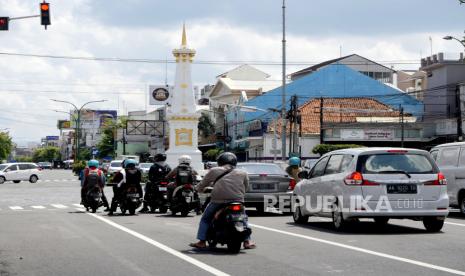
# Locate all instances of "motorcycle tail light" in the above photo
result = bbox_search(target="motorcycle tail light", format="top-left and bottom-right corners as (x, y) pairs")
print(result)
(160, 182), (168, 185)
(229, 205), (242, 212)
(288, 179), (296, 190)
(183, 184), (193, 190)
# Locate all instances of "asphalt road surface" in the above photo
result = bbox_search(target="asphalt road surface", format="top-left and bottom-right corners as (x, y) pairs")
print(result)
(2, 170), (465, 276)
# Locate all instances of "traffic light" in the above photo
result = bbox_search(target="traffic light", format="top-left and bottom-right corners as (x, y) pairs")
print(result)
(0, 17), (9, 31)
(40, 2), (51, 27)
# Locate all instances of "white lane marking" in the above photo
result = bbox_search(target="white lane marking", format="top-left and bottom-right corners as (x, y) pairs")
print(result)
(445, 221), (465, 227)
(9, 206), (23, 210)
(51, 204), (68, 209)
(250, 223), (465, 276)
(72, 204), (82, 207)
(31, 206), (46, 209)
(84, 210), (229, 276)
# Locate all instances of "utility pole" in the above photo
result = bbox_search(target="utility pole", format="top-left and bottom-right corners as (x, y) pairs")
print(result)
(319, 97), (324, 144)
(280, 0), (287, 161)
(457, 86), (463, 141)
(297, 110), (302, 157)
(400, 104), (405, 147)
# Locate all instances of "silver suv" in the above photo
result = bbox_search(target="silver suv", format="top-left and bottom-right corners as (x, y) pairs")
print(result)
(293, 148), (449, 232)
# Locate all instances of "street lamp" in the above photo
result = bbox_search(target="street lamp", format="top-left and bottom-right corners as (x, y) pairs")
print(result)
(443, 33), (465, 48)
(50, 99), (107, 161)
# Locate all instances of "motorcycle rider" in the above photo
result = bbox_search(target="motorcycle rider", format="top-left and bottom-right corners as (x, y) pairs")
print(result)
(108, 159), (143, 215)
(286, 156), (302, 182)
(165, 155), (198, 202)
(81, 159), (109, 210)
(189, 152), (256, 250)
(139, 153), (172, 213)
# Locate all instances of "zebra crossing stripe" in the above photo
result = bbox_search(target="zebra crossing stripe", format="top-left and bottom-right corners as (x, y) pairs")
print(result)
(31, 206), (46, 209)
(51, 204), (68, 209)
(10, 206), (24, 210)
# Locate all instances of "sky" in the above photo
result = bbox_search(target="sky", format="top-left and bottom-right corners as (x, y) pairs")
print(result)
(0, 0), (464, 146)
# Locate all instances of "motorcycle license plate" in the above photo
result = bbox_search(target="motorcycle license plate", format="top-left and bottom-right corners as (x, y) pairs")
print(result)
(158, 187), (167, 191)
(185, 197), (192, 203)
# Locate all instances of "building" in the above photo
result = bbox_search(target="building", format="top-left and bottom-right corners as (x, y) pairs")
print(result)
(420, 52), (465, 142)
(396, 70), (427, 100)
(290, 54), (396, 84)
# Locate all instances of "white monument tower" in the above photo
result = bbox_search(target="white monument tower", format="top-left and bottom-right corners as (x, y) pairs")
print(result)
(165, 24), (203, 172)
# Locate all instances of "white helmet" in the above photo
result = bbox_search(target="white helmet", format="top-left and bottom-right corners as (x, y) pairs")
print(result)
(178, 155), (192, 165)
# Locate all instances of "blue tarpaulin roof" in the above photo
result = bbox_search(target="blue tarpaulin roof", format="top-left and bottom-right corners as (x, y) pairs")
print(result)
(242, 64), (423, 122)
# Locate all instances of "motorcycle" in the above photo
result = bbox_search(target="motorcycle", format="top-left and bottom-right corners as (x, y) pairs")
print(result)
(206, 202), (251, 253)
(119, 186), (142, 215)
(145, 180), (169, 213)
(169, 182), (201, 216)
(84, 186), (103, 213)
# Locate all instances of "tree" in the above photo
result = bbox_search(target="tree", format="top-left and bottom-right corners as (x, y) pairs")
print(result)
(33, 146), (61, 162)
(97, 127), (115, 158)
(198, 113), (216, 138)
(312, 144), (365, 156)
(204, 148), (223, 161)
(0, 132), (13, 161)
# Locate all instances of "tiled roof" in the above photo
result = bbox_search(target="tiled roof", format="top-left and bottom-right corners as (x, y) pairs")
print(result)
(270, 97), (403, 135)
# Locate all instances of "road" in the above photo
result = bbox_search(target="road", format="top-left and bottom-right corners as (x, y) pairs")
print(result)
(1, 170), (465, 276)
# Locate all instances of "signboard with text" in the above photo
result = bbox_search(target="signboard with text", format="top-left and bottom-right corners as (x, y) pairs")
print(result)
(340, 129), (395, 141)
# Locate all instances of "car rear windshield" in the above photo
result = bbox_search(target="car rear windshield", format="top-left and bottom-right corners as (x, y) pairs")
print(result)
(236, 164), (285, 175)
(140, 163), (151, 168)
(358, 153), (437, 174)
(111, 162), (121, 167)
(0, 164), (7, 171)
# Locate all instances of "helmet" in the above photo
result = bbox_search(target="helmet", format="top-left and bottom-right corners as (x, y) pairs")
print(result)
(154, 153), (167, 162)
(217, 152), (237, 167)
(87, 159), (99, 168)
(289, 157), (301, 166)
(124, 159), (137, 168)
(178, 155), (192, 165)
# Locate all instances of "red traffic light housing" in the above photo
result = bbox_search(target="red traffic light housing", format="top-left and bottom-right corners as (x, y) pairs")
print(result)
(40, 2), (51, 27)
(0, 17), (9, 31)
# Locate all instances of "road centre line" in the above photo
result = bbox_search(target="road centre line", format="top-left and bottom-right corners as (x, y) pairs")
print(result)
(83, 210), (230, 276)
(250, 223), (465, 276)
(51, 204), (68, 209)
(9, 206), (23, 210)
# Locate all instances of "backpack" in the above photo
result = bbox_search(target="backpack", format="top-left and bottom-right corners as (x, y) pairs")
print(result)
(150, 163), (171, 182)
(176, 164), (193, 185)
(85, 168), (102, 188)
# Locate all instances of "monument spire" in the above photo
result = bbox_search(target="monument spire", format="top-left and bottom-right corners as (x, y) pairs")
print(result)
(181, 23), (187, 47)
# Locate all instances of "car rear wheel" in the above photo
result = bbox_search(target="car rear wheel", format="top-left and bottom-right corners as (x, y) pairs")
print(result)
(374, 217), (389, 226)
(332, 202), (348, 231)
(423, 217), (444, 232)
(0, 176), (5, 184)
(293, 206), (308, 224)
(459, 194), (465, 215)
(29, 175), (38, 183)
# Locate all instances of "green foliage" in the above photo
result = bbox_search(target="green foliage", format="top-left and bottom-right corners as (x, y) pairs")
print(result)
(312, 144), (365, 156)
(204, 148), (223, 161)
(16, 156), (33, 162)
(198, 113), (215, 138)
(0, 132), (13, 161)
(72, 160), (86, 174)
(97, 127), (115, 158)
(33, 146), (61, 162)
(78, 148), (91, 161)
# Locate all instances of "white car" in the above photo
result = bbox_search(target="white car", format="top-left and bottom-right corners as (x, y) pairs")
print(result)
(139, 163), (153, 174)
(292, 148), (449, 232)
(107, 160), (124, 174)
(0, 163), (41, 184)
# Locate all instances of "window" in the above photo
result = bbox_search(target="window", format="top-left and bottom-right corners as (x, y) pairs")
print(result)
(438, 147), (460, 167)
(430, 150), (439, 161)
(7, 165), (17, 171)
(340, 155), (354, 172)
(18, 164), (30, 170)
(325, 155), (344, 175)
(458, 148), (465, 166)
(310, 156), (329, 178)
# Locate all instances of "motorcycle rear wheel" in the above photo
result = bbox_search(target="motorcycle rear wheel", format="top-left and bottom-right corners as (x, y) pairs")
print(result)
(227, 241), (242, 254)
(129, 208), (136, 215)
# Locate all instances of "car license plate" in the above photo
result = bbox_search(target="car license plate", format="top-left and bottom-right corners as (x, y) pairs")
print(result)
(158, 187), (167, 191)
(387, 184), (417, 194)
(253, 183), (275, 190)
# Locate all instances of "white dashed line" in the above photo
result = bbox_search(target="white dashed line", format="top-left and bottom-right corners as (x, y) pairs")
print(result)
(31, 206), (46, 209)
(445, 221), (465, 227)
(72, 204), (82, 207)
(9, 206), (24, 210)
(51, 204), (68, 209)
(250, 223), (465, 276)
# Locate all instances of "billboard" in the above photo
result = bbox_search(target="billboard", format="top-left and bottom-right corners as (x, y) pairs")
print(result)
(70, 110), (117, 129)
(46, 136), (59, 141)
(57, 120), (71, 129)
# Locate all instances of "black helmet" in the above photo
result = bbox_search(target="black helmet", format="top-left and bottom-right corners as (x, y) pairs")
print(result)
(217, 152), (237, 167)
(154, 153), (167, 162)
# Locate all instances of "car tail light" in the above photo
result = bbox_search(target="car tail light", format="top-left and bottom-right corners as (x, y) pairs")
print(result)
(259, 174), (267, 177)
(183, 184), (193, 190)
(424, 173), (447, 186)
(229, 204), (242, 211)
(344, 172), (379, 186)
(288, 178), (296, 190)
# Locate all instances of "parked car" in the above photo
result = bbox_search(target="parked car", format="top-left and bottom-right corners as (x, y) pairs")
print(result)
(430, 142), (465, 215)
(293, 148), (449, 232)
(236, 162), (294, 213)
(37, 162), (53, 170)
(0, 163), (41, 184)
(139, 163), (153, 174)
